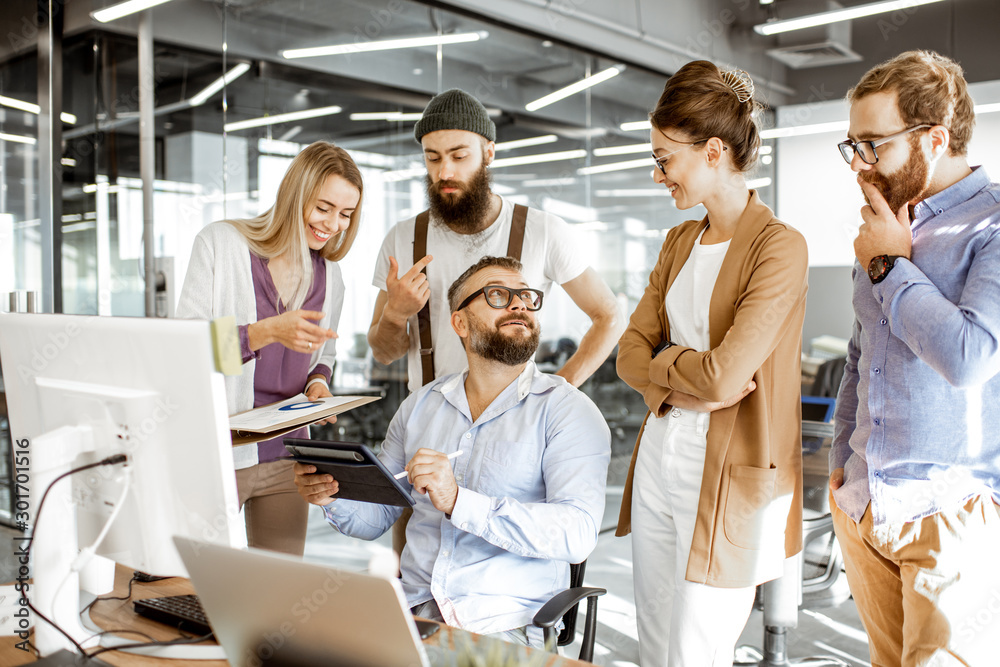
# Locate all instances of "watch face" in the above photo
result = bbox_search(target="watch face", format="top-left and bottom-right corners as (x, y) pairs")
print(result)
(868, 255), (889, 282)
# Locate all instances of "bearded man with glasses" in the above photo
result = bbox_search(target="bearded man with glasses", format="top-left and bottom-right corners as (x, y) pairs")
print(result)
(830, 50), (1000, 667)
(295, 256), (610, 649)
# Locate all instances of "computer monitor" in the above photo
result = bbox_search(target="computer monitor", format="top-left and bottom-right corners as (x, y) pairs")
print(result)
(0, 313), (242, 656)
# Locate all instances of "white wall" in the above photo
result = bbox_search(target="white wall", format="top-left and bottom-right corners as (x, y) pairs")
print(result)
(776, 80), (1000, 268)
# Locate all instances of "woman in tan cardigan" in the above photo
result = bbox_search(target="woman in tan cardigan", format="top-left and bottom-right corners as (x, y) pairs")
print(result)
(617, 62), (808, 666)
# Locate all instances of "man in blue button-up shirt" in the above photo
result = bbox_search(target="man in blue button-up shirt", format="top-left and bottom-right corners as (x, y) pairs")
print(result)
(830, 50), (1000, 667)
(294, 256), (610, 648)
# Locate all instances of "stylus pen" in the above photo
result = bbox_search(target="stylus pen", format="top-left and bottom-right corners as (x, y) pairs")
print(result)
(394, 450), (464, 479)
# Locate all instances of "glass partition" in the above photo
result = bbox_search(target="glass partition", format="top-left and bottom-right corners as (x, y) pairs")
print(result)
(0, 0), (781, 521)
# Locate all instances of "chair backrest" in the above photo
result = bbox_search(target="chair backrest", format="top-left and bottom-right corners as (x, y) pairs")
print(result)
(557, 561), (587, 646)
(810, 356), (847, 398)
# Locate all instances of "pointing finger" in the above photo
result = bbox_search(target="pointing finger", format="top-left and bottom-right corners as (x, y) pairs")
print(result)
(403, 255), (433, 280)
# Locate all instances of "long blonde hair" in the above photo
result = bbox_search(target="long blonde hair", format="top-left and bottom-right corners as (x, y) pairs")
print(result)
(227, 141), (363, 309)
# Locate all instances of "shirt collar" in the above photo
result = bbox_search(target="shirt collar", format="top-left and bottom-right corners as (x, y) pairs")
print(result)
(436, 361), (559, 420)
(912, 165), (990, 223)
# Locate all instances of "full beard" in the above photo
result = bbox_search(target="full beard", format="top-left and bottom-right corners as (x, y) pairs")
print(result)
(426, 162), (494, 233)
(467, 311), (540, 366)
(859, 138), (931, 213)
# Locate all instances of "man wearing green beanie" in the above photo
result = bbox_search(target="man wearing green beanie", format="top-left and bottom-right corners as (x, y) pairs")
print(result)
(368, 88), (624, 397)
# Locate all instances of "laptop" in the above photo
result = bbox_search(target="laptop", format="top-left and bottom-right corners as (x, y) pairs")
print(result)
(173, 536), (430, 667)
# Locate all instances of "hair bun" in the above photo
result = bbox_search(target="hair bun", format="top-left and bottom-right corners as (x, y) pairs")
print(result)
(721, 69), (754, 104)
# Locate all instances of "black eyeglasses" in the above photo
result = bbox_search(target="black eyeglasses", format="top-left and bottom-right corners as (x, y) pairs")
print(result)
(837, 125), (931, 165)
(457, 285), (544, 312)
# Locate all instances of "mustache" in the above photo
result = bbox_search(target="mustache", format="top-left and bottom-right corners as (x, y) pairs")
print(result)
(496, 313), (535, 330)
(433, 179), (464, 193)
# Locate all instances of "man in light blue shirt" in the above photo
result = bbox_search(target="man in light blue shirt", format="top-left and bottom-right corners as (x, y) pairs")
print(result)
(294, 256), (610, 647)
(830, 50), (1000, 666)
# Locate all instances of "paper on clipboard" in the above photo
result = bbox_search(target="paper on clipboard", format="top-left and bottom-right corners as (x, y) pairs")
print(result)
(229, 394), (381, 446)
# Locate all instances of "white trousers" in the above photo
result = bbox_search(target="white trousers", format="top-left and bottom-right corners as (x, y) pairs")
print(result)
(631, 408), (756, 667)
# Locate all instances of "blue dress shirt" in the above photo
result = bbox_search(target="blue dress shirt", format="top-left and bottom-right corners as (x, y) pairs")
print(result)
(323, 362), (611, 636)
(832, 166), (1000, 526)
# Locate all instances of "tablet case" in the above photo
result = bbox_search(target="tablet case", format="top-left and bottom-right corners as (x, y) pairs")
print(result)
(283, 439), (414, 507)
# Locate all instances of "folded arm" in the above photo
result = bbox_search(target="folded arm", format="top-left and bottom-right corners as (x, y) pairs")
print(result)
(649, 231), (808, 402)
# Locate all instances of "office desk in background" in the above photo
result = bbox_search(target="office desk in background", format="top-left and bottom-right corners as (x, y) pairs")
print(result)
(1, 565), (589, 666)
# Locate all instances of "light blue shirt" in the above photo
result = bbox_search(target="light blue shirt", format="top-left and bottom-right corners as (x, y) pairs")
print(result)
(832, 166), (1000, 526)
(323, 362), (610, 636)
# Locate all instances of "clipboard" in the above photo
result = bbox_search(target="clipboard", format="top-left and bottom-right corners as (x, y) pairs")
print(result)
(284, 439), (414, 507)
(230, 394), (381, 446)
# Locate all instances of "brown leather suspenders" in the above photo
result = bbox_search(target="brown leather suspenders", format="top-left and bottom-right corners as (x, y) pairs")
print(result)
(413, 204), (528, 386)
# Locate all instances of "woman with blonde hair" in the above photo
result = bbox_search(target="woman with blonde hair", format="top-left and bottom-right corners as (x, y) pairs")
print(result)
(177, 141), (363, 556)
(616, 61), (808, 665)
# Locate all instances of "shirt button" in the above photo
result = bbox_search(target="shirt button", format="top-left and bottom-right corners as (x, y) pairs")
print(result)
(671, 408), (682, 418)
(874, 368), (880, 374)
(442, 550), (450, 557)
(881, 318), (887, 326)
(873, 471), (881, 479)
(464, 433), (471, 439)
(874, 418), (880, 426)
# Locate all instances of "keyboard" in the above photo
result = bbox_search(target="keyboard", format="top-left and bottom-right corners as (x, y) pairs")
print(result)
(133, 594), (213, 636)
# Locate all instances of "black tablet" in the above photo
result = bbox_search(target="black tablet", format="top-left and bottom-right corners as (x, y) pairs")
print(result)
(283, 439), (414, 507)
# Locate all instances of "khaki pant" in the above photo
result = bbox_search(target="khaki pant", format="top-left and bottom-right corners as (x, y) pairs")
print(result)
(236, 459), (309, 557)
(832, 492), (1000, 667)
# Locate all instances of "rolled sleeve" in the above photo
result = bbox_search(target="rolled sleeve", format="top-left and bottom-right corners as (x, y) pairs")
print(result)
(238, 324), (261, 364)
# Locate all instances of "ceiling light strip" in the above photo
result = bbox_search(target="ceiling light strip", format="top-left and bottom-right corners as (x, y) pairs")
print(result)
(190, 63), (251, 107)
(0, 132), (36, 145)
(525, 66), (624, 112)
(349, 112), (423, 121)
(0, 95), (77, 124)
(225, 105), (343, 132)
(620, 120), (651, 132)
(92, 0), (175, 23)
(753, 0), (945, 36)
(760, 120), (849, 139)
(495, 135), (558, 152)
(593, 143), (651, 157)
(577, 157), (649, 175)
(491, 149), (587, 168)
(282, 32), (487, 59)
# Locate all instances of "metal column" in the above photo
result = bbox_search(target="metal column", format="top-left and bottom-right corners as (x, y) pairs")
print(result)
(37, 0), (63, 314)
(139, 12), (156, 316)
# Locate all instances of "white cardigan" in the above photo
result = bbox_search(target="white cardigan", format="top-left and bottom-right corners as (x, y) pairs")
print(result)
(176, 221), (344, 469)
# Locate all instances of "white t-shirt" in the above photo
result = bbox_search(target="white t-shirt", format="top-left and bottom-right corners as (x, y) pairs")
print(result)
(664, 228), (731, 352)
(373, 197), (588, 393)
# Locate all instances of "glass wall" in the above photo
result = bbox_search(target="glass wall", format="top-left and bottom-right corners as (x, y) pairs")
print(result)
(0, 0), (782, 520)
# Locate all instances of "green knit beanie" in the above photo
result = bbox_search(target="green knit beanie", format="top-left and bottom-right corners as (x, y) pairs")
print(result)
(413, 88), (496, 143)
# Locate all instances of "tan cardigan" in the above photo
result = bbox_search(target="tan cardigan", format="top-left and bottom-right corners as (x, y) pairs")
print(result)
(616, 191), (807, 588)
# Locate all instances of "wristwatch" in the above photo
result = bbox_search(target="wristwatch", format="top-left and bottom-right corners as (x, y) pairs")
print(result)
(867, 255), (901, 285)
(652, 340), (675, 358)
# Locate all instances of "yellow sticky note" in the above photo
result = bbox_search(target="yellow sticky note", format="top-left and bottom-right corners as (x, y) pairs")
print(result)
(210, 316), (242, 376)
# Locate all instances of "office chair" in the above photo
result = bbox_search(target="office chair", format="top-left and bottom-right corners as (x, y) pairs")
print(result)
(734, 517), (850, 666)
(532, 560), (606, 663)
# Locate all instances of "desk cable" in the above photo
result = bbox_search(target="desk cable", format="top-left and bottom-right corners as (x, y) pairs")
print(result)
(22, 455), (129, 656)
